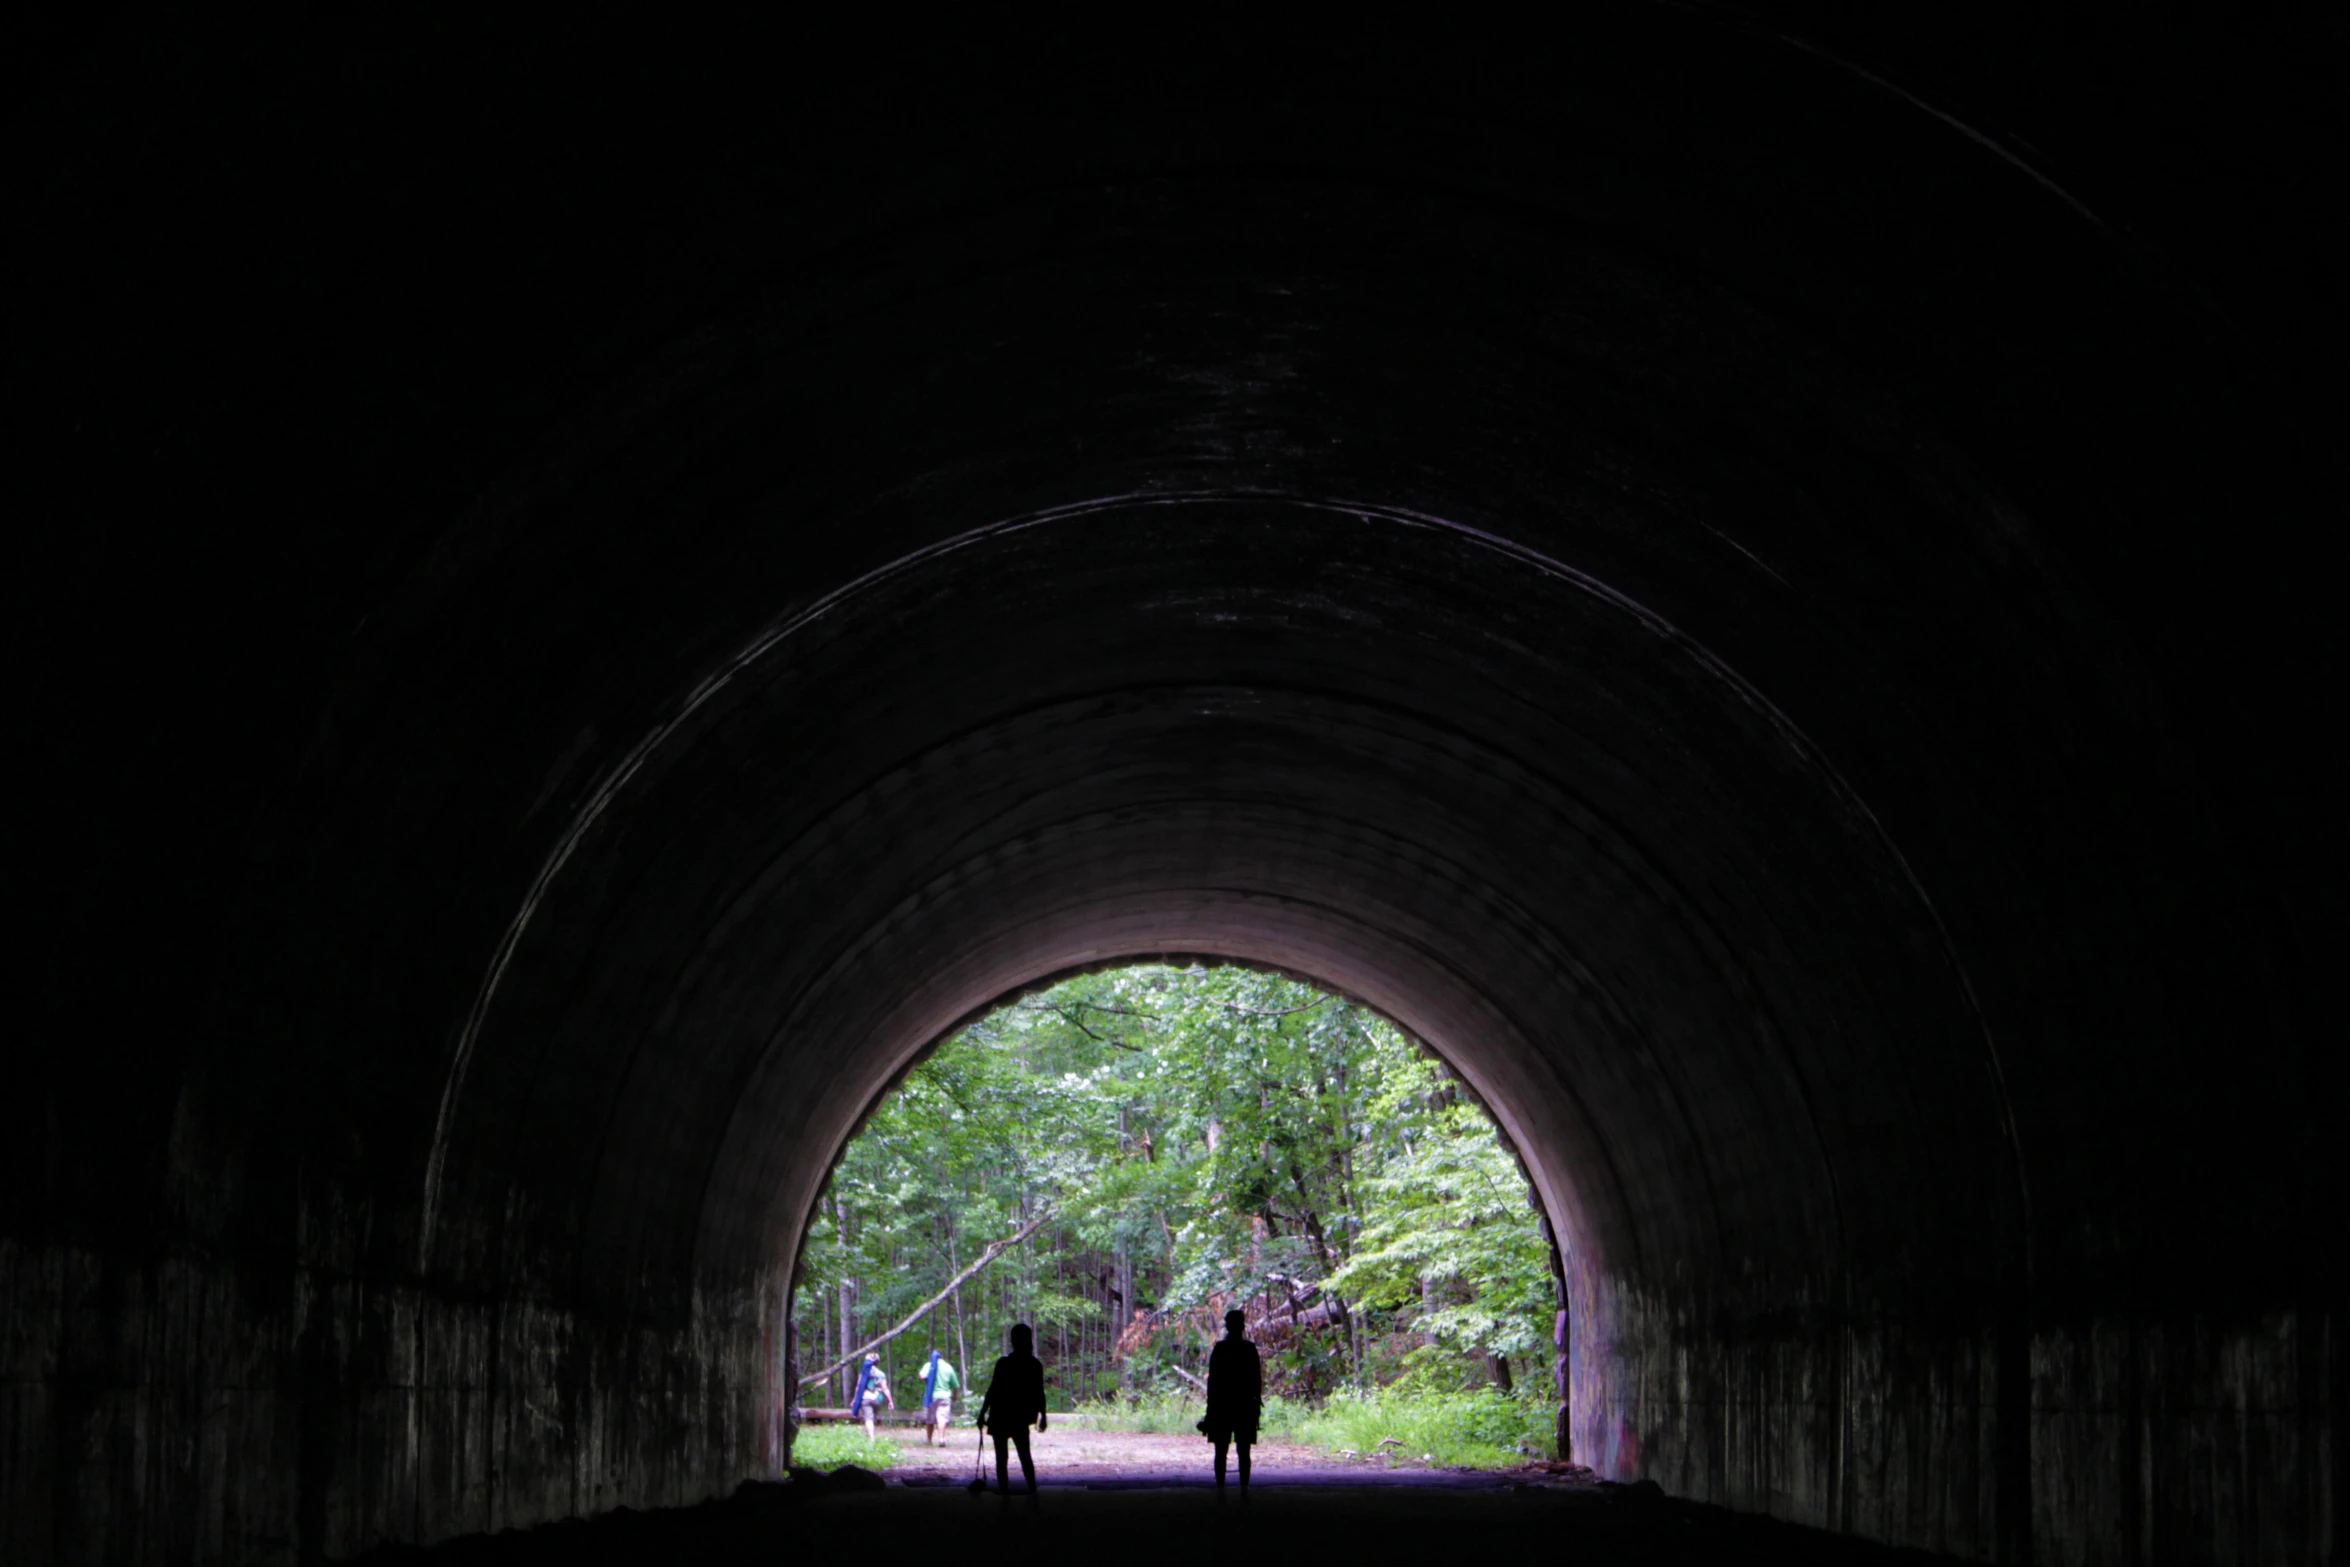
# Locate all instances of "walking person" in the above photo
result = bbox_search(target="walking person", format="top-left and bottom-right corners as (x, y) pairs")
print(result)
(975, 1323), (1048, 1494)
(1202, 1309), (1261, 1490)
(849, 1352), (893, 1442)
(919, 1346), (960, 1445)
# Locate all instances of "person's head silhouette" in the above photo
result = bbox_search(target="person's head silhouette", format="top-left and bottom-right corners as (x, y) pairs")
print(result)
(1009, 1322), (1033, 1355)
(1225, 1309), (1247, 1338)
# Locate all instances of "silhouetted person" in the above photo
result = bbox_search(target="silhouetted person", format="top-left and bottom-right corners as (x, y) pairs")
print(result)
(1202, 1308), (1261, 1489)
(976, 1323), (1047, 1494)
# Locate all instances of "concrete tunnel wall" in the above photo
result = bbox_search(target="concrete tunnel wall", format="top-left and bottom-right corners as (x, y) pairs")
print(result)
(3, 11), (2338, 1565)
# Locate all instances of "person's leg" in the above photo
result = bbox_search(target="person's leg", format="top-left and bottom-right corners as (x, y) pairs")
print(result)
(1213, 1436), (1229, 1487)
(1236, 1441), (1251, 1488)
(993, 1433), (1011, 1492)
(1011, 1429), (1035, 1491)
(862, 1405), (875, 1441)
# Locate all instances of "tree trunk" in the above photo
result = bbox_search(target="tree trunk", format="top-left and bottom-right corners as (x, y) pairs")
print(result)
(837, 1195), (857, 1404)
(1115, 1241), (1132, 1378)
(947, 1213), (969, 1375)
(1291, 1165), (1356, 1349)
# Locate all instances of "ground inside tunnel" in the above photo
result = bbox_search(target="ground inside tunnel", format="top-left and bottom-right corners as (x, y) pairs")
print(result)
(346, 1471), (1967, 1567)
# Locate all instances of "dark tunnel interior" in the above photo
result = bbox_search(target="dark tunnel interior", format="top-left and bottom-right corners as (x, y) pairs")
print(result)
(4, 10), (2341, 1564)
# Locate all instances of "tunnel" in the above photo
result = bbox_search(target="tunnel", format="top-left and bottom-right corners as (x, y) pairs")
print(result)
(4, 9), (2339, 1565)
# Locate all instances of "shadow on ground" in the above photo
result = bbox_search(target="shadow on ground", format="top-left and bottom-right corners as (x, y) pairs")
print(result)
(345, 1472), (1971, 1566)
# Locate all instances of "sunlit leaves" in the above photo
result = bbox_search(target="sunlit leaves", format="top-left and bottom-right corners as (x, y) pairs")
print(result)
(797, 964), (1555, 1396)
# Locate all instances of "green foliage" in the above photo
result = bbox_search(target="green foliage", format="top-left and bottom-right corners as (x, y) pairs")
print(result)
(1289, 1388), (1553, 1470)
(795, 964), (1557, 1415)
(1076, 1390), (1207, 1435)
(1076, 1390), (1316, 1439)
(1325, 1092), (1556, 1368)
(791, 1425), (903, 1472)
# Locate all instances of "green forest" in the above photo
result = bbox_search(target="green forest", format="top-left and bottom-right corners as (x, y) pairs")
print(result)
(791, 964), (1560, 1462)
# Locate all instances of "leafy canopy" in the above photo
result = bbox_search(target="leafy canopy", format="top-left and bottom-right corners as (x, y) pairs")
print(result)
(798, 964), (1556, 1401)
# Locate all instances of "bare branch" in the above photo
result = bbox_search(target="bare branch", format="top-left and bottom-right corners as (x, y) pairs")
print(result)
(1220, 997), (1330, 1019)
(1048, 1002), (1108, 1042)
(1066, 1001), (1162, 1021)
(798, 1208), (1056, 1387)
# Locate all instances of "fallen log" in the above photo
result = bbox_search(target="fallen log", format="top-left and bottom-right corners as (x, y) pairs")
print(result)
(798, 1208), (1056, 1388)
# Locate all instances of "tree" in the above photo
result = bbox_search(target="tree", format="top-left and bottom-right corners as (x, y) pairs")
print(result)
(792, 964), (1555, 1404)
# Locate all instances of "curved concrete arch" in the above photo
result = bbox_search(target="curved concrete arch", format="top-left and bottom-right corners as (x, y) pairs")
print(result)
(407, 497), (2024, 1549)
(7, 11), (2334, 1564)
(428, 492), (2020, 1298)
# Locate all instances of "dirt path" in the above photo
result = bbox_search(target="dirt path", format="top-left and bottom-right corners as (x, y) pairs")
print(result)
(830, 1424), (1568, 1489)
(882, 1426), (1354, 1483)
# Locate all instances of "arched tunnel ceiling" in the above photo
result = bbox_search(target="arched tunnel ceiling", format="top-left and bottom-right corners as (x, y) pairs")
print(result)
(3, 9), (2338, 1564)
(427, 496), (2021, 1321)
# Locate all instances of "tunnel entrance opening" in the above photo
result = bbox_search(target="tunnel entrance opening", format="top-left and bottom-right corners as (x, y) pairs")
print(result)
(782, 961), (1573, 1483)
(402, 494), (2043, 1546)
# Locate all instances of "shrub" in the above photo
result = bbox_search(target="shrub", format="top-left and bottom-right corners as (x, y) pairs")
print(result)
(1289, 1387), (1549, 1469)
(792, 1424), (904, 1471)
(1074, 1389), (1204, 1434)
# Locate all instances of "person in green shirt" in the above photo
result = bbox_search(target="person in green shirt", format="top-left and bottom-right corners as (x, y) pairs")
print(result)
(919, 1347), (961, 1445)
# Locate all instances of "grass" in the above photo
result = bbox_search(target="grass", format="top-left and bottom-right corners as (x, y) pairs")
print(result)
(1071, 1385), (1548, 1470)
(1074, 1389), (1206, 1434)
(791, 1424), (904, 1472)
(1287, 1388), (1552, 1469)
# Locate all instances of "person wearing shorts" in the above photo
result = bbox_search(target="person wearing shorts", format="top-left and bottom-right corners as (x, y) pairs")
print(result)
(919, 1348), (960, 1444)
(851, 1353), (893, 1441)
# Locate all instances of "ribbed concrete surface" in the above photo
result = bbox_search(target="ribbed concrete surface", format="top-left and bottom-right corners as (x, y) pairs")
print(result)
(349, 1476), (1950, 1567)
(4, 11), (2335, 1564)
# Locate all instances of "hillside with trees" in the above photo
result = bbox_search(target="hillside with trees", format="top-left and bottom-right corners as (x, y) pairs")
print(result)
(792, 965), (1557, 1430)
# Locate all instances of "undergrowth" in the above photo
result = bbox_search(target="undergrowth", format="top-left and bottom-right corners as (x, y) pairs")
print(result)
(1075, 1389), (1206, 1434)
(791, 1425), (904, 1471)
(1073, 1386), (1548, 1470)
(1288, 1389), (1550, 1469)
